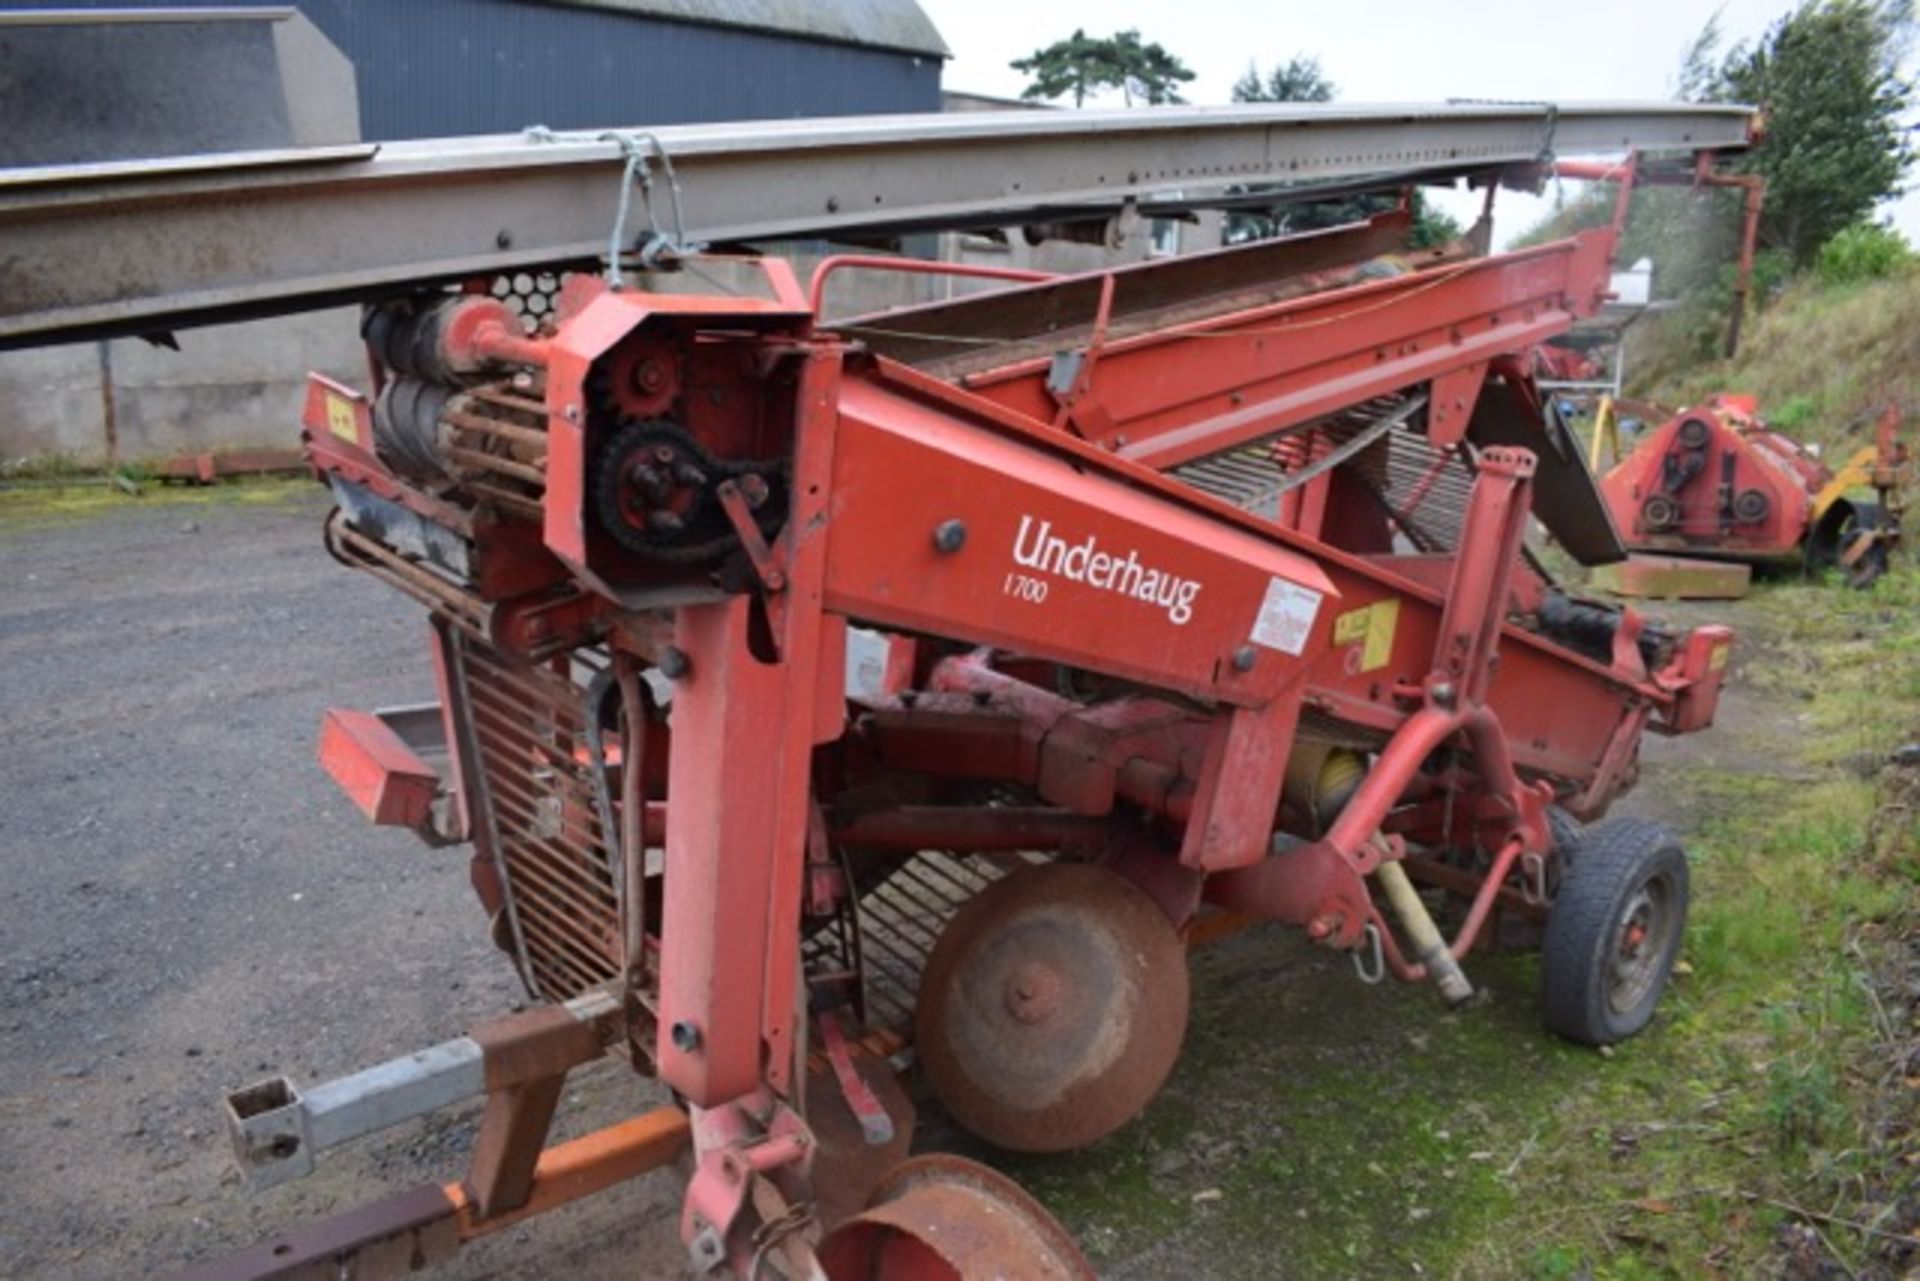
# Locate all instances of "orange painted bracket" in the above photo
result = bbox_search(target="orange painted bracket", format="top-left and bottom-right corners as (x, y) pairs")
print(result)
(318, 708), (441, 829)
(451, 1105), (692, 1239)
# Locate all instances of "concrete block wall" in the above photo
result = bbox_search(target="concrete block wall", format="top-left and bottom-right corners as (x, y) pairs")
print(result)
(0, 213), (1226, 467)
(0, 309), (364, 465)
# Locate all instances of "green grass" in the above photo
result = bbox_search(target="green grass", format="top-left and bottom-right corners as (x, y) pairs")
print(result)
(1632, 273), (1920, 457)
(0, 473), (318, 530)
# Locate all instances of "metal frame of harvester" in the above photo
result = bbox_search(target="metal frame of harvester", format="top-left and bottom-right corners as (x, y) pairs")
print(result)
(0, 100), (1760, 1279)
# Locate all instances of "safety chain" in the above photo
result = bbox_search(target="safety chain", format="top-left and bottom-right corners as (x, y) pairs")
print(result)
(525, 125), (701, 287)
(748, 1198), (818, 1280)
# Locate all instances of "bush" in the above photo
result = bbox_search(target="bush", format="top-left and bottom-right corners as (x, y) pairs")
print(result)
(1815, 222), (1914, 286)
(1769, 394), (1817, 431)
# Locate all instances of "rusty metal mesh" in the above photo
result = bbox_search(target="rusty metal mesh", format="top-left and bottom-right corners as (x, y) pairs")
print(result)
(1169, 392), (1476, 551)
(460, 639), (622, 1002)
(455, 631), (1047, 1036)
(804, 851), (1043, 1038)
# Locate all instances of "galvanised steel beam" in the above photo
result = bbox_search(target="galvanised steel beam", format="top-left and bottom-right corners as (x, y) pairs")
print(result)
(0, 101), (1754, 348)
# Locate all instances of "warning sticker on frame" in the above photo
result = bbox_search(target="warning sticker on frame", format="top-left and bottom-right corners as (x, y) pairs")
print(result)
(325, 392), (360, 444)
(1251, 577), (1323, 655)
(1332, 598), (1400, 673)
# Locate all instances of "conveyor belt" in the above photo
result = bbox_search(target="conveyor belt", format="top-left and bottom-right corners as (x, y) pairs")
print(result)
(0, 100), (1753, 348)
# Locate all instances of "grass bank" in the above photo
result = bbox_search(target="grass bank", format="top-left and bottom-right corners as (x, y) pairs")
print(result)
(1632, 273), (1920, 457)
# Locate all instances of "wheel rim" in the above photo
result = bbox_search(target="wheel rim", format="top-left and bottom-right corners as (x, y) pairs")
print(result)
(816, 1154), (1094, 1280)
(1607, 873), (1679, 1016)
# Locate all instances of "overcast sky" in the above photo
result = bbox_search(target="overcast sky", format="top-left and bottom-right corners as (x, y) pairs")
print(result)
(917, 0), (1920, 248)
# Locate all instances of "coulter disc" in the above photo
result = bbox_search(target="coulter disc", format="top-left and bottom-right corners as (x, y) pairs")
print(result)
(914, 861), (1188, 1153)
(815, 1153), (1093, 1280)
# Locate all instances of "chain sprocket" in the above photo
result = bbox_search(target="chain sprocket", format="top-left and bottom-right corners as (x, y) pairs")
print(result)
(590, 419), (785, 563)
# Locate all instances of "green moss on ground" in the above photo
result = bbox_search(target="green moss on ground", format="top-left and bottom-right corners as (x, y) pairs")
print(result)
(0, 475), (319, 530)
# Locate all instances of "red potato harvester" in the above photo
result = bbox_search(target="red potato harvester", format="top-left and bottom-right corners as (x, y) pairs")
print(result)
(0, 100), (1757, 1278)
(243, 215), (1728, 1276)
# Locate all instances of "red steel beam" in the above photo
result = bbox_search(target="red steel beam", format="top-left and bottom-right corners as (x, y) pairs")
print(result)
(941, 231), (1616, 469)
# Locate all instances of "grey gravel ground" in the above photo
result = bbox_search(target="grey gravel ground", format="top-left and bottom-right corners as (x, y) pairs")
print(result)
(0, 487), (682, 1279)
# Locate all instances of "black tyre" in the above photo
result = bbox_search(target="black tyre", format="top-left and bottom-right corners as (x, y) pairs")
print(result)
(1536, 805), (1585, 904)
(1810, 501), (1890, 587)
(1541, 818), (1689, 1046)
(1546, 806), (1584, 857)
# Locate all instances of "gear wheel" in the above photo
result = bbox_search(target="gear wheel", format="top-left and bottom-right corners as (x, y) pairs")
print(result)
(590, 420), (787, 564)
(1641, 494), (1681, 530)
(1732, 487), (1770, 524)
(586, 335), (682, 420)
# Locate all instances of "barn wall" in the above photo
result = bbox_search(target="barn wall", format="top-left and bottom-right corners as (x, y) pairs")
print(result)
(2, 0), (943, 139)
(0, 0), (944, 463)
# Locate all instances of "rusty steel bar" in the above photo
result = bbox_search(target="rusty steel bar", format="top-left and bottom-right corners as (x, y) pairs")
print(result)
(808, 254), (1054, 315)
(172, 1107), (691, 1281)
(831, 806), (1108, 853)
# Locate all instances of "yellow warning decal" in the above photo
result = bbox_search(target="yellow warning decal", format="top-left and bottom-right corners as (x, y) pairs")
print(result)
(1333, 598), (1400, 673)
(1710, 642), (1731, 672)
(325, 392), (360, 444)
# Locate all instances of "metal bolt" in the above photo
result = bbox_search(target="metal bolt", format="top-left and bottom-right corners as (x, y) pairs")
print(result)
(1232, 645), (1257, 672)
(1431, 681), (1457, 707)
(932, 519), (967, 554)
(670, 1021), (701, 1053)
(647, 509), (686, 533)
(657, 646), (691, 680)
(673, 462), (708, 488)
(631, 464), (670, 501)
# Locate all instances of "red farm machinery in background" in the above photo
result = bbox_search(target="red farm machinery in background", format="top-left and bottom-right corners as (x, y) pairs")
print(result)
(1597, 394), (1911, 590)
(0, 100), (1761, 1278)
(1547, 150), (1913, 595)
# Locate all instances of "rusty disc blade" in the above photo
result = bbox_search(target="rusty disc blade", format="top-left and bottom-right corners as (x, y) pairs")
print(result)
(915, 861), (1188, 1153)
(815, 1153), (1093, 1280)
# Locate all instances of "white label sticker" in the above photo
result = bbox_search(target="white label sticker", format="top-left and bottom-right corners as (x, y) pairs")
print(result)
(844, 626), (892, 704)
(1251, 577), (1323, 655)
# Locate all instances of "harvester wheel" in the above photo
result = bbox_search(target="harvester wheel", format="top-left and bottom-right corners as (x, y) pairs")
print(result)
(815, 1154), (1094, 1279)
(1539, 805), (1585, 900)
(915, 862), (1188, 1153)
(1541, 818), (1689, 1046)
(1546, 805), (1584, 856)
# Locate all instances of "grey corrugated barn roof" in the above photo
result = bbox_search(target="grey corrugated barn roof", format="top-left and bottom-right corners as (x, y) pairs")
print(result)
(540, 0), (950, 57)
